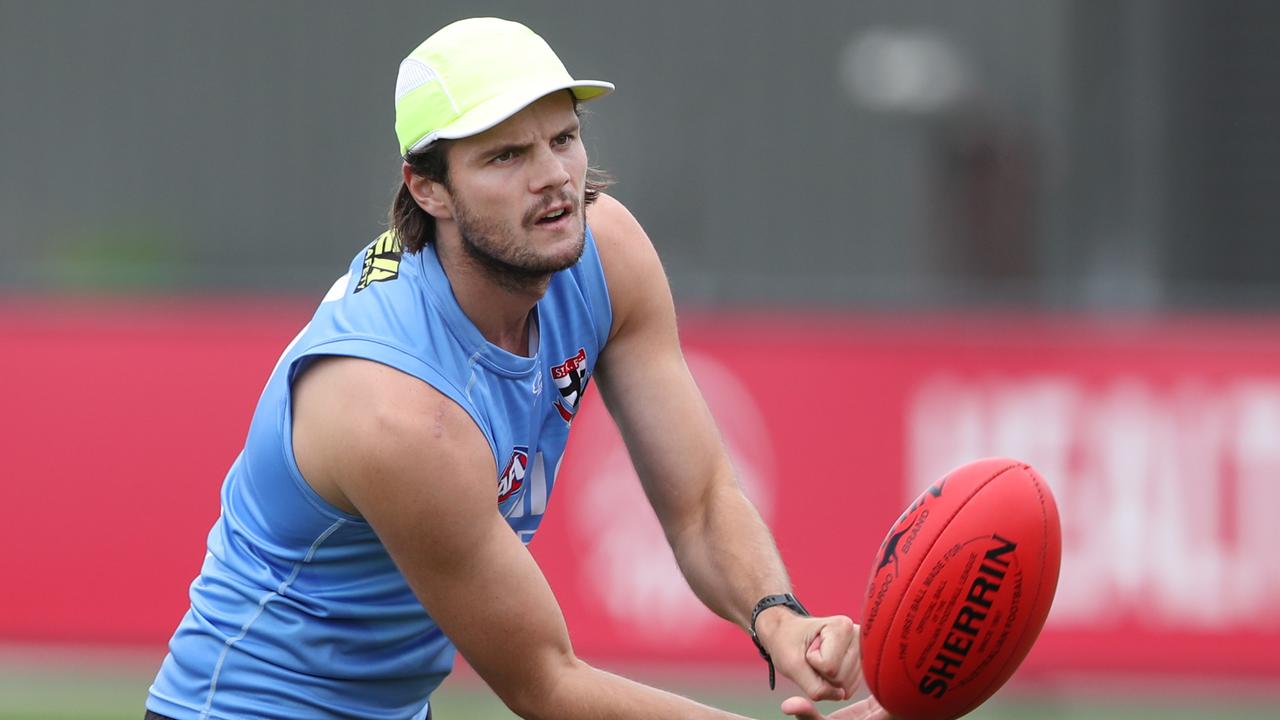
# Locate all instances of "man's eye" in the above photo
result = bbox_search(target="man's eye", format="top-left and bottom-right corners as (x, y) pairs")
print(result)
(493, 151), (515, 163)
(554, 134), (574, 146)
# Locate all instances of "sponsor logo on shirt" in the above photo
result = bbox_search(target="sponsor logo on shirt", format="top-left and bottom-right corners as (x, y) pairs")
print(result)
(497, 446), (530, 503)
(354, 232), (402, 292)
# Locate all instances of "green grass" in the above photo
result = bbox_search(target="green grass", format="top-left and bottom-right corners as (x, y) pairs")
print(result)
(0, 652), (1276, 720)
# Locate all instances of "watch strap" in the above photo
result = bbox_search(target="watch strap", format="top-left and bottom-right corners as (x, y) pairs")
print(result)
(749, 593), (810, 690)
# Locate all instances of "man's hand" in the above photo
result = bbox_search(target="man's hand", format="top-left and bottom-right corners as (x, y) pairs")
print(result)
(780, 695), (892, 720)
(756, 608), (862, 701)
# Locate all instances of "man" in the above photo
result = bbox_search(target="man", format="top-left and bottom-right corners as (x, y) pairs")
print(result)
(147, 17), (887, 720)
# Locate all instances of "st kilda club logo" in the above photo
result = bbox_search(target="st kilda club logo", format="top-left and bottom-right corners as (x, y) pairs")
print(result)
(497, 446), (529, 503)
(551, 348), (590, 422)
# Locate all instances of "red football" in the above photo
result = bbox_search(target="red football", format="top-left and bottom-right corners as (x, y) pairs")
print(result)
(859, 458), (1061, 720)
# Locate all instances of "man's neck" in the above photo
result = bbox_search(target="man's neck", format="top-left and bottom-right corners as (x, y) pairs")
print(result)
(434, 239), (549, 357)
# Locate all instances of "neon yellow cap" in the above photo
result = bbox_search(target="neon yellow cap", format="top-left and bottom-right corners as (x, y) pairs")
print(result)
(394, 18), (614, 157)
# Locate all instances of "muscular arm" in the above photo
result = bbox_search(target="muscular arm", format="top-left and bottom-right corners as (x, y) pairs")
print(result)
(590, 195), (857, 700)
(291, 356), (759, 720)
(590, 196), (788, 626)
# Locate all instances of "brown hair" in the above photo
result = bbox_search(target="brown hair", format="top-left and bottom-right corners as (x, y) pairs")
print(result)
(389, 103), (612, 254)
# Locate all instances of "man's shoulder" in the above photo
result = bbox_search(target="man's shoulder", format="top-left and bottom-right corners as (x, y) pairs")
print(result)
(293, 356), (494, 499)
(584, 193), (670, 346)
(587, 193), (655, 277)
(291, 353), (501, 537)
(587, 193), (638, 242)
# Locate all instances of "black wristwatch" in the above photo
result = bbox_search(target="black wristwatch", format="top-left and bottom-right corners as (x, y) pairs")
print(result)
(749, 593), (810, 690)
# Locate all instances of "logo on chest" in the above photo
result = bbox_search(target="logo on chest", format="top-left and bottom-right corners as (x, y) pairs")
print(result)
(551, 347), (590, 422)
(497, 446), (529, 503)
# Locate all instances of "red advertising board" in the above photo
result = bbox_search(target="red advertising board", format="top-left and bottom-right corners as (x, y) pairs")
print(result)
(3, 300), (1279, 680)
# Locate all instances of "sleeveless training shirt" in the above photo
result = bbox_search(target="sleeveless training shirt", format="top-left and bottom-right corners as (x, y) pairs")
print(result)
(147, 227), (612, 720)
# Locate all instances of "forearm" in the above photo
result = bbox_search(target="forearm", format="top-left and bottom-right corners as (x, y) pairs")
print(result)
(666, 469), (793, 630)
(513, 657), (756, 720)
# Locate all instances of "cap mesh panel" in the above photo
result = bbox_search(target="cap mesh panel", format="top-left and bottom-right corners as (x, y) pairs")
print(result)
(395, 59), (440, 104)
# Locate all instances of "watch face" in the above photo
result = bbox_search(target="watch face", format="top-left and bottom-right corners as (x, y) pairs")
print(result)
(788, 594), (810, 615)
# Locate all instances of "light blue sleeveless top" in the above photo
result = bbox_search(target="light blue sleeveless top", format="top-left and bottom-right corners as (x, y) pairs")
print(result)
(148, 227), (612, 719)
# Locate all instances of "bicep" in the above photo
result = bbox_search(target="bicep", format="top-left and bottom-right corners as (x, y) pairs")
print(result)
(293, 358), (576, 707)
(363, 467), (575, 706)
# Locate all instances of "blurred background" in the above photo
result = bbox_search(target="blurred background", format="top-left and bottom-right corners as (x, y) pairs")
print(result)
(3, 1), (1279, 718)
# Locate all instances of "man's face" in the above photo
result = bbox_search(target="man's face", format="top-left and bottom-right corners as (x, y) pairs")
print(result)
(444, 92), (588, 285)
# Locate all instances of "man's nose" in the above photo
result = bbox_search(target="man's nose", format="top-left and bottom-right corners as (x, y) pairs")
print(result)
(527, 145), (571, 193)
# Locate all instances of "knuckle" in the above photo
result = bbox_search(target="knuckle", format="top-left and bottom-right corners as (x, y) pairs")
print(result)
(829, 615), (855, 637)
(813, 656), (839, 674)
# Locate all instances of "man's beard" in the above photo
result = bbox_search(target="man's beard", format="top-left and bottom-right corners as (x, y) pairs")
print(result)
(454, 191), (586, 293)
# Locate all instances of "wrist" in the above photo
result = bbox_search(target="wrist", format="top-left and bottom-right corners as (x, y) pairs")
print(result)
(751, 604), (794, 651)
(748, 593), (809, 690)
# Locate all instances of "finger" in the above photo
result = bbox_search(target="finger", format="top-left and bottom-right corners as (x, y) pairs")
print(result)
(806, 617), (857, 686)
(773, 635), (840, 700)
(805, 635), (850, 696)
(780, 696), (824, 720)
(804, 677), (845, 702)
(829, 624), (864, 692)
(827, 696), (892, 720)
(807, 617), (855, 680)
(796, 660), (846, 702)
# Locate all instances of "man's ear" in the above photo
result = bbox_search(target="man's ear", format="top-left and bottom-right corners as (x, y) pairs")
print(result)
(403, 163), (453, 221)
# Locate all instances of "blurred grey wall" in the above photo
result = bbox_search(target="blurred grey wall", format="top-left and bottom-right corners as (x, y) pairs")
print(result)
(1, 0), (1277, 307)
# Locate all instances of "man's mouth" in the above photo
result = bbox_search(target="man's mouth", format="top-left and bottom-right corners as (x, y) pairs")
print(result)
(533, 202), (574, 227)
